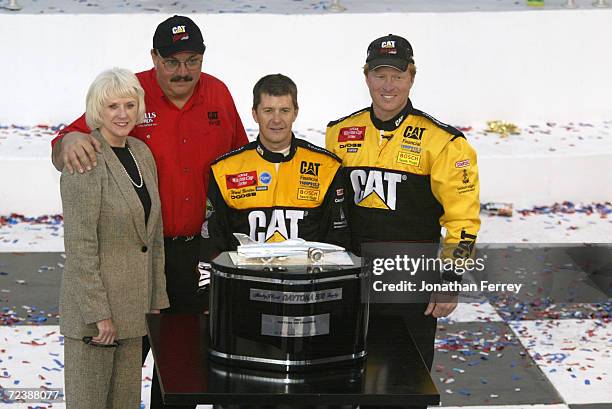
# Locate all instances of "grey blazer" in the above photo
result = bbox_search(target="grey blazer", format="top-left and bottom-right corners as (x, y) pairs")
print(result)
(60, 130), (169, 340)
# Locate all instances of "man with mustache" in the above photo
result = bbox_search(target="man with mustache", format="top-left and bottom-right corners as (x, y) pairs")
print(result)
(51, 15), (247, 409)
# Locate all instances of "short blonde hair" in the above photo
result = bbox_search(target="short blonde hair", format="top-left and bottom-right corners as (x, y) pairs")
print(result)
(85, 68), (145, 131)
(363, 62), (417, 78)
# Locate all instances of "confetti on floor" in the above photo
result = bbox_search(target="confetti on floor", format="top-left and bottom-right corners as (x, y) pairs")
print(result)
(509, 319), (612, 405)
(434, 322), (564, 406)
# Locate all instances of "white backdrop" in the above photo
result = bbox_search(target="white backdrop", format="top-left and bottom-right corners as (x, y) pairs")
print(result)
(1, 10), (611, 128)
(1, 10), (611, 214)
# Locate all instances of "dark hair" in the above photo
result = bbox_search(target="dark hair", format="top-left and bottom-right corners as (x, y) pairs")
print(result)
(252, 74), (298, 110)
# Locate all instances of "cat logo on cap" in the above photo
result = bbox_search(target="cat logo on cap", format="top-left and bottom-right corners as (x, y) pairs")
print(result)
(172, 25), (189, 42)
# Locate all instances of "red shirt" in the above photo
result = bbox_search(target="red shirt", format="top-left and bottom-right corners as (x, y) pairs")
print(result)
(53, 68), (248, 237)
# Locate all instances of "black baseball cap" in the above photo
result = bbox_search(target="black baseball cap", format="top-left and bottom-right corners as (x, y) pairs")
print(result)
(153, 15), (206, 58)
(366, 34), (414, 71)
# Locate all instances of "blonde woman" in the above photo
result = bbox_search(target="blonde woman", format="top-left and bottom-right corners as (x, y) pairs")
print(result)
(60, 68), (169, 409)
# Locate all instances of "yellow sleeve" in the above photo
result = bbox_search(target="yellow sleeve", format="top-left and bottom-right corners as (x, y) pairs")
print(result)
(430, 137), (481, 253)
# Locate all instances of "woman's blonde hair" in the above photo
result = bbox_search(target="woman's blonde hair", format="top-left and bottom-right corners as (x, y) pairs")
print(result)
(85, 68), (145, 131)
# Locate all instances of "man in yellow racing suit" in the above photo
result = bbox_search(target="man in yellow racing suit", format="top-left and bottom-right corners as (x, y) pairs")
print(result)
(199, 74), (349, 285)
(326, 35), (480, 386)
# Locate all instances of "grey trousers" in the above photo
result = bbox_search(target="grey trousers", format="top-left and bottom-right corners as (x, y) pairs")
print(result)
(64, 336), (142, 409)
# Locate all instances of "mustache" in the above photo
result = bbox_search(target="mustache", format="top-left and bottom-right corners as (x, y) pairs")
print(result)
(170, 75), (193, 82)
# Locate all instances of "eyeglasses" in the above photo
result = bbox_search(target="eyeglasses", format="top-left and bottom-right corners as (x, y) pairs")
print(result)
(159, 56), (202, 72)
(82, 336), (121, 348)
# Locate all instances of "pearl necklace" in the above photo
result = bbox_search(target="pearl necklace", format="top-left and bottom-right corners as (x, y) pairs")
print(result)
(123, 147), (144, 188)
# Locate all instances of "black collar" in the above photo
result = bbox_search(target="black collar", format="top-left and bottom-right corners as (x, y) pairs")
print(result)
(255, 134), (298, 163)
(370, 99), (413, 131)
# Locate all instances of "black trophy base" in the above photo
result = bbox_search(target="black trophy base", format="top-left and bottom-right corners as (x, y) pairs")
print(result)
(146, 313), (439, 407)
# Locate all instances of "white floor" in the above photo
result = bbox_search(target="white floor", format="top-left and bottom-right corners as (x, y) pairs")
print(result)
(3, 310), (611, 406)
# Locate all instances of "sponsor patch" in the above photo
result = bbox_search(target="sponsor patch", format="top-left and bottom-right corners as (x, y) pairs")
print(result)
(256, 186), (268, 191)
(401, 144), (422, 153)
(208, 111), (220, 126)
(403, 126), (426, 140)
(138, 112), (158, 128)
(457, 184), (476, 194)
(230, 188), (257, 199)
(172, 25), (186, 34)
(259, 171), (272, 184)
(173, 33), (189, 43)
(297, 188), (320, 202)
(462, 169), (470, 184)
(455, 159), (470, 168)
(335, 188), (344, 203)
(396, 151), (421, 167)
(299, 176), (320, 189)
(226, 171), (257, 189)
(340, 143), (362, 149)
(300, 161), (320, 176)
(338, 126), (366, 142)
(143, 111), (156, 124)
(347, 148), (358, 153)
(401, 139), (421, 146)
(350, 169), (403, 210)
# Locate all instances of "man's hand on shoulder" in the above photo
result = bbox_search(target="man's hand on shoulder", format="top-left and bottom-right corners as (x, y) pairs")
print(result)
(53, 131), (102, 174)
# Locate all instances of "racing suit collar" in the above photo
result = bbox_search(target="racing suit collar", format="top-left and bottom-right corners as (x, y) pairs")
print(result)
(369, 99), (413, 131)
(255, 134), (298, 163)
